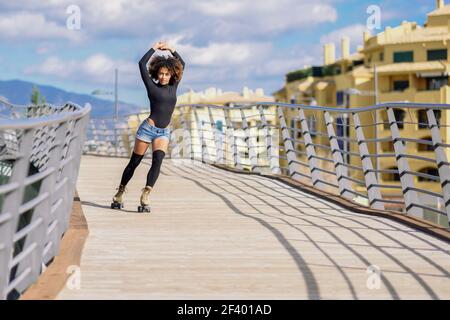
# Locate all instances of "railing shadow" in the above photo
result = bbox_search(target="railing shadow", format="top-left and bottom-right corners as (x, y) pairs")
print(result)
(164, 159), (449, 299)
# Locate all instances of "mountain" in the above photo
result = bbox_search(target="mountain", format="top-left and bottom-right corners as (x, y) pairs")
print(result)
(0, 79), (142, 118)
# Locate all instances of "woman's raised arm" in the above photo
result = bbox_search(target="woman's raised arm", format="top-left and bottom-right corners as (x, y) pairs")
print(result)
(138, 46), (157, 92)
(171, 50), (185, 69)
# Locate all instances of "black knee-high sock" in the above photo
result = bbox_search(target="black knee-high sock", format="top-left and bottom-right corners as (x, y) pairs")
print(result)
(146, 150), (166, 187)
(120, 152), (144, 186)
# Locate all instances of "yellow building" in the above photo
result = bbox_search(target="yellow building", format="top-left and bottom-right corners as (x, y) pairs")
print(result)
(273, 0), (450, 225)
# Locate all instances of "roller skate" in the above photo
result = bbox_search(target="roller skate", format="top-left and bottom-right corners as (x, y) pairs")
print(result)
(111, 184), (126, 209)
(137, 186), (152, 213)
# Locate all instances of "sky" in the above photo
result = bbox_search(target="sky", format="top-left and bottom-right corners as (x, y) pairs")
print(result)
(0, 0), (438, 107)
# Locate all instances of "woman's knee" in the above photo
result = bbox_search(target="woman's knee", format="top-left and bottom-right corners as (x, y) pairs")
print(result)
(127, 152), (144, 168)
(151, 149), (165, 166)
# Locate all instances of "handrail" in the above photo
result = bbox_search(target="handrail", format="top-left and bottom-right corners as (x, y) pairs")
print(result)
(0, 102), (91, 300)
(84, 102), (450, 230)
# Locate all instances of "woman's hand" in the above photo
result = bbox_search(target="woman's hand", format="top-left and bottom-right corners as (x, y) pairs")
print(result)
(160, 42), (175, 53)
(152, 41), (165, 51)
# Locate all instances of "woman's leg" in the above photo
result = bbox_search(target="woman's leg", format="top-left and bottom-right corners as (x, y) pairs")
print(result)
(145, 137), (169, 187)
(119, 138), (150, 186)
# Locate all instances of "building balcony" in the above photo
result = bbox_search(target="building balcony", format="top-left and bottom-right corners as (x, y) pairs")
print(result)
(379, 88), (442, 104)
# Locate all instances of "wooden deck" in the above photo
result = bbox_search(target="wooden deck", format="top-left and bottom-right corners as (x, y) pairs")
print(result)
(57, 155), (450, 299)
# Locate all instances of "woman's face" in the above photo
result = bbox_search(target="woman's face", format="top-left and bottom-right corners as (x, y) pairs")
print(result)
(157, 67), (171, 85)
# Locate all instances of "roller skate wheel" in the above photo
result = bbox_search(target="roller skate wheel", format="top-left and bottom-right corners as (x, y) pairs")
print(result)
(111, 202), (123, 209)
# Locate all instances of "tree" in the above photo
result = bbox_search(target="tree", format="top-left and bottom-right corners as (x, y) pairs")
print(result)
(30, 85), (46, 105)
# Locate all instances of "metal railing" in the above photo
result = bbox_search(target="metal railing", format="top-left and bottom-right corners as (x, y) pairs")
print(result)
(0, 100), (91, 299)
(84, 102), (450, 228)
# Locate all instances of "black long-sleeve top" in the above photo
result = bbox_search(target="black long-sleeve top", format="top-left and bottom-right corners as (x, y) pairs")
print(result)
(138, 48), (185, 128)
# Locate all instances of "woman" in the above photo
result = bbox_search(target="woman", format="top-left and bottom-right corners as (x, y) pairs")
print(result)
(111, 41), (185, 212)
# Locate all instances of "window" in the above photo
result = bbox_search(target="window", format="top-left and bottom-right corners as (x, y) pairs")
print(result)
(382, 167), (400, 182)
(290, 95), (296, 104)
(307, 116), (317, 138)
(392, 108), (406, 129)
(417, 167), (438, 182)
(417, 109), (441, 128)
(290, 119), (302, 139)
(312, 66), (323, 77)
(393, 51), (414, 63)
(215, 120), (223, 132)
(336, 91), (345, 106)
(417, 110), (428, 129)
(427, 49), (447, 61)
(379, 52), (384, 61)
(336, 116), (347, 151)
(393, 80), (409, 91)
(417, 136), (434, 152)
(426, 76), (448, 90)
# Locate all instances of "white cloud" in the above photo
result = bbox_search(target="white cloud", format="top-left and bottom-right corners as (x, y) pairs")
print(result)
(0, 11), (84, 41)
(5, 0), (343, 101)
(0, 0), (338, 42)
(171, 39), (272, 66)
(23, 38), (321, 95)
(23, 54), (138, 87)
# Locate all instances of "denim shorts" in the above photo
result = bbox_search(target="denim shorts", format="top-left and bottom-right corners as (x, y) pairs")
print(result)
(135, 118), (171, 143)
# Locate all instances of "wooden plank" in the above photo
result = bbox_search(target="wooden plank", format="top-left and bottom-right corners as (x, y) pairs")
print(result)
(56, 156), (450, 300)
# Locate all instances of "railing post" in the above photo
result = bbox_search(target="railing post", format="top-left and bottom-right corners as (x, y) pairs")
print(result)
(127, 120), (134, 158)
(278, 106), (300, 180)
(224, 108), (242, 169)
(0, 128), (34, 299)
(194, 107), (210, 163)
(387, 107), (423, 217)
(114, 119), (118, 157)
(42, 121), (70, 264)
(298, 108), (324, 189)
(90, 119), (99, 155)
(258, 105), (280, 175)
(353, 112), (385, 210)
(324, 111), (354, 200)
(427, 108), (450, 224)
(207, 107), (220, 164)
(100, 119), (108, 156)
(66, 119), (81, 230)
(193, 107), (201, 162)
(222, 108), (232, 167)
(240, 107), (258, 172)
(180, 107), (193, 160)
